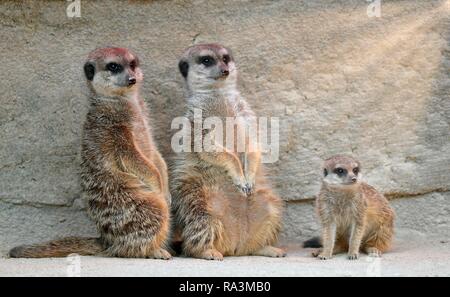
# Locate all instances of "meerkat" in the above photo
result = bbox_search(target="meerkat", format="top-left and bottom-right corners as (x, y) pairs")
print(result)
(171, 43), (285, 260)
(9, 47), (171, 259)
(304, 155), (395, 260)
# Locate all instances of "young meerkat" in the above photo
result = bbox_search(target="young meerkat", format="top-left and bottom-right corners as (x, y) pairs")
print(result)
(171, 43), (285, 260)
(9, 47), (171, 259)
(304, 155), (395, 260)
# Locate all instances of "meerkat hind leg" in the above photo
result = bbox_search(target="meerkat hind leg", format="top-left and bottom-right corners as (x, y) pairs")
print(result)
(245, 190), (283, 257)
(200, 249), (224, 261)
(363, 224), (393, 257)
(364, 247), (382, 257)
(252, 246), (286, 258)
(148, 248), (172, 260)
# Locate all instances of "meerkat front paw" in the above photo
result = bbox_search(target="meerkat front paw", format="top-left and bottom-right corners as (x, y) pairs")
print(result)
(244, 175), (256, 196)
(233, 177), (253, 196)
(200, 249), (224, 261)
(318, 253), (332, 260)
(347, 253), (359, 260)
(150, 248), (172, 260)
(242, 182), (254, 196)
(313, 248), (333, 259)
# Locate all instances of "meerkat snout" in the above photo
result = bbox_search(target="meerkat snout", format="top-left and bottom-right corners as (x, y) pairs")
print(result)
(220, 68), (229, 77)
(128, 76), (137, 86)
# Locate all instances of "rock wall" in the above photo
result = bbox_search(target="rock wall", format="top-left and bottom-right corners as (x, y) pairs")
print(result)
(0, 0), (449, 254)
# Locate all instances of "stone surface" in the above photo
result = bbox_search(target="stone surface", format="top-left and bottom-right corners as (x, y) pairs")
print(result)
(1, 229), (449, 277)
(0, 0), (449, 254)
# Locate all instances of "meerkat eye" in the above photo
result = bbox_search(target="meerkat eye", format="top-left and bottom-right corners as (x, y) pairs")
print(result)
(334, 168), (346, 176)
(323, 169), (328, 177)
(106, 62), (123, 73)
(353, 167), (359, 175)
(223, 55), (230, 64)
(199, 56), (215, 67)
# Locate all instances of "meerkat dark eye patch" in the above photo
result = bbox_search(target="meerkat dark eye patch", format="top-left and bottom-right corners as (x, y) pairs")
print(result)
(323, 169), (328, 177)
(353, 167), (359, 175)
(178, 60), (189, 78)
(222, 54), (230, 64)
(198, 55), (216, 67)
(106, 62), (123, 73)
(334, 168), (346, 176)
(83, 62), (95, 81)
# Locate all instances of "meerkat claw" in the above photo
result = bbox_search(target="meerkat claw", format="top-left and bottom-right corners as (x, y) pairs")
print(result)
(318, 253), (332, 260)
(235, 182), (251, 196)
(348, 253), (359, 260)
(243, 183), (254, 196)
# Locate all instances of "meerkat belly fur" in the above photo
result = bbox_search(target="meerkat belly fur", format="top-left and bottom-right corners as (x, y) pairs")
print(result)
(171, 43), (285, 260)
(9, 47), (171, 259)
(306, 155), (395, 260)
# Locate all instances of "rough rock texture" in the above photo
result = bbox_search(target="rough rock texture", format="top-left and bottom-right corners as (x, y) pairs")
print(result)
(0, 0), (449, 255)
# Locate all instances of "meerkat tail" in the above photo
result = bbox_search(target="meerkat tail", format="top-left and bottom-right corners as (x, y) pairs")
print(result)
(303, 236), (322, 248)
(9, 237), (103, 258)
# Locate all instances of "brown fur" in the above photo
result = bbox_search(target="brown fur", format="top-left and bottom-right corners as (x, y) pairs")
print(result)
(9, 47), (171, 259)
(171, 44), (285, 260)
(311, 155), (395, 260)
(9, 237), (103, 258)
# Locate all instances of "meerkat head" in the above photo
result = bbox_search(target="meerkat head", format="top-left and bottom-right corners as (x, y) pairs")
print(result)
(83, 47), (143, 97)
(322, 155), (362, 188)
(178, 43), (237, 93)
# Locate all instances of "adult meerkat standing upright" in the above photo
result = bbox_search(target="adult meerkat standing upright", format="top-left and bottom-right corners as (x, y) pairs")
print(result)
(171, 43), (285, 260)
(304, 155), (395, 260)
(10, 47), (171, 259)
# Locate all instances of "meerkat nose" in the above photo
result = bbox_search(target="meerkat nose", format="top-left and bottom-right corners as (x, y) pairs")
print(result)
(128, 77), (137, 85)
(351, 177), (357, 182)
(221, 69), (229, 76)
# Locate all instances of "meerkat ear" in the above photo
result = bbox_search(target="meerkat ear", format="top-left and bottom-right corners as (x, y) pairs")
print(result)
(225, 47), (234, 61)
(178, 60), (189, 78)
(84, 62), (95, 81)
(323, 168), (328, 177)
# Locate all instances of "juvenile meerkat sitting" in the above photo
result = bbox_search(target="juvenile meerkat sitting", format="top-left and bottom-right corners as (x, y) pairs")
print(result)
(171, 43), (285, 260)
(9, 47), (171, 259)
(304, 155), (395, 260)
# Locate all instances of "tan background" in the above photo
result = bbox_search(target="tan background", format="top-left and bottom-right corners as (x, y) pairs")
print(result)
(0, 0), (449, 255)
